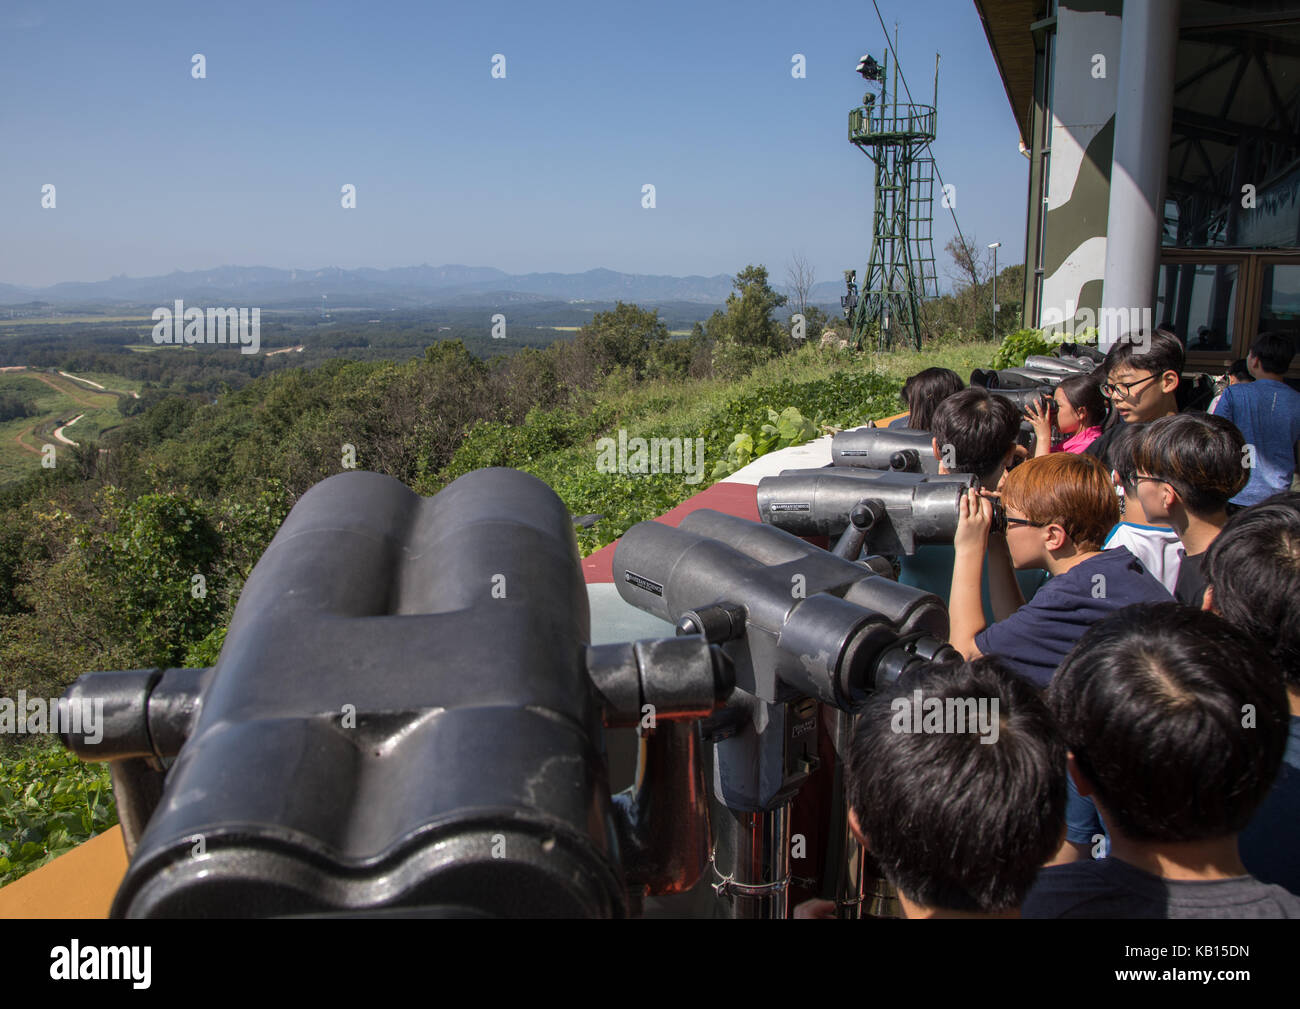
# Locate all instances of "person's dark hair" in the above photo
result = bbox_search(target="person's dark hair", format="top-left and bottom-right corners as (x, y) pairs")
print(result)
(1133, 412), (1247, 514)
(1056, 372), (1107, 430)
(1102, 328), (1185, 385)
(1227, 358), (1254, 383)
(1106, 420), (1146, 491)
(1249, 330), (1296, 376)
(848, 657), (1065, 914)
(902, 367), (965, 431)
(1203, 492), (1300, 685)
(1048, 603), (1289, 843)
(930, 388), (1020, 480)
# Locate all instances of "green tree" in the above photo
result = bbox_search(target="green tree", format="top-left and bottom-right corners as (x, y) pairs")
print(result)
(79, 490), (223, 668)
(713, 265), (790, 351)
(791, 304), (830, 343)
(574, 301), (669, 378)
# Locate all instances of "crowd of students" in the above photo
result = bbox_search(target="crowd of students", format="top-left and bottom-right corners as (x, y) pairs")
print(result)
(827, 329), (1300, 918)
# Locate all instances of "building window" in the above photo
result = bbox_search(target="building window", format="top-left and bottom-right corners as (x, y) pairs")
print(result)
(1163, 19), (1300, 251)
(1259, 262), (1300, 339)
(1157, 261), (1238, 350)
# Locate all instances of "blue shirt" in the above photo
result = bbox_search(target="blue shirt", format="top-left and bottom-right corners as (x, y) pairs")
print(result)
(899, 544), (1049, 625)
(1241, 715), (1300, 895)
(974, 547), (1174, 689)
(1211, 379), (1300, 505)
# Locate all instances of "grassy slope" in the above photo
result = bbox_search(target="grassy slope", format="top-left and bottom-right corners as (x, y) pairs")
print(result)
(0, 370), (135, 484)
(499, 340), (996, 554)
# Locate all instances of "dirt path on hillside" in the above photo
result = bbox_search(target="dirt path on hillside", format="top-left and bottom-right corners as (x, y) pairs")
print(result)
(54, 413), (84, 446)
(59, 370), (140, 398)
(27, 372), (101, 409)
(13, 425), (42, 454)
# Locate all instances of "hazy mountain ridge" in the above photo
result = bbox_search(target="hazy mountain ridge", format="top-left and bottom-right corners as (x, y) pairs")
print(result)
(0, 265), (847, 309)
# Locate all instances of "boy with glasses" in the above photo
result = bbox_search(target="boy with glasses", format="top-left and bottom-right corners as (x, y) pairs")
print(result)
(1100, 422), (1183, 594)
(1131, 413), (1247, 607)
(949, 453), (1173, 862)
(948, 453), (1172, 688)
(1085, 329), (1184, 470)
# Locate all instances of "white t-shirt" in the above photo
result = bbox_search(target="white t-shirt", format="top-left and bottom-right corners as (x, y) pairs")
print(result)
(1102, 522), (1183, 595)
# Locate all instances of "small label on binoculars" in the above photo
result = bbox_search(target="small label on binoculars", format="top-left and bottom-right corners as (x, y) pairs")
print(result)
(623, 570), (664, 597)
(769, 501), (811, 512)
(838, 450), (869, 456)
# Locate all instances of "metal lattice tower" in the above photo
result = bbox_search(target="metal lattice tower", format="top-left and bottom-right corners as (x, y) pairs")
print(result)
(841, 44), (939, 352)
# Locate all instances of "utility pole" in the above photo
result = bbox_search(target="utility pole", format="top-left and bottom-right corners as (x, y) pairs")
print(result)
(988, 241), (1001, 338)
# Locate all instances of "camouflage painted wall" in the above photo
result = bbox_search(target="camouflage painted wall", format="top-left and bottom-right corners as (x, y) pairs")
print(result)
(1038, 1), (1122, 333)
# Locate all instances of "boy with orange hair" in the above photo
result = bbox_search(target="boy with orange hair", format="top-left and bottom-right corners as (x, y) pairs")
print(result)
(950, 453), (1174, 862)
(948, 453), (1172, 690)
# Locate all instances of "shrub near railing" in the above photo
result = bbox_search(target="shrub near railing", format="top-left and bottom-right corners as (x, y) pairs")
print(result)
(554, 370), (902, 552)
(0, 742), (117, 887)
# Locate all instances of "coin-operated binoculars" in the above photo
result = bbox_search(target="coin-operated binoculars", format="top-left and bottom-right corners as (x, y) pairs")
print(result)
(613, 509), (958, 918)
(61, 469), (735, 918)
(757, 468), (1000, 560)
(831, 427), (942, 474)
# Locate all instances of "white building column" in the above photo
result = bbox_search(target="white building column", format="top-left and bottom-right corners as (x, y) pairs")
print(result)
(1099, 0), (1181, 351)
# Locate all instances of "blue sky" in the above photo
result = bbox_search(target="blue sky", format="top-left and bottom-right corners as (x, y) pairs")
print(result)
(0, 0), (1028, 290)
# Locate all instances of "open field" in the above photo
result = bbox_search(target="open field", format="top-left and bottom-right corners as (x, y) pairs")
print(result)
(0, 369), (133, 485)
(54, 370), (144, 394)
(0, 314), (155, 327)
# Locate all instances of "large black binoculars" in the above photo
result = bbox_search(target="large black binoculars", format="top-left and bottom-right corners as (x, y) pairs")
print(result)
(60, 468), (957, 919)
(62, 469), (739, 918)
(831, 427), (941, 473)
(969, 353), (1094, 398)
(757, 467), (1004, 557)
(613, 508), (952, 713)
(612, 509), (957, 916)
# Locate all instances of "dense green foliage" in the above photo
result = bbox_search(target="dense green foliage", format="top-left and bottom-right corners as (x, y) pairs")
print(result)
(991, 328), (1053, 370)
(711, 407), (818, 479)
(0, 741), (116, 887)
(0, 391), (39, 422)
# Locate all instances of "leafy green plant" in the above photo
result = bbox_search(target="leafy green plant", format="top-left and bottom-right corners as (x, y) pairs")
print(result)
(712, 406), (818, 479)
(0, 743), (116, 888)
(990, 328), (1052, 369)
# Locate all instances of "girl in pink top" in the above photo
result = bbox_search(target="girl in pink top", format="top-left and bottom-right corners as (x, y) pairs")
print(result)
(1025, 372), (1107, 457)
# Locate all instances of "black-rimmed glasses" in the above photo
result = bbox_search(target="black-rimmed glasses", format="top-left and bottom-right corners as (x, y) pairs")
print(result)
(1100, 373), (1160, 399)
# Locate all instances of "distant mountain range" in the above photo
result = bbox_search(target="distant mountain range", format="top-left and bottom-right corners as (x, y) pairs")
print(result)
(0, 265), (848, 310)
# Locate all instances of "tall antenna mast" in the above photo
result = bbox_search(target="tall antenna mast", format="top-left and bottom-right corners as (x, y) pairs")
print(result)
(842, 29), (940, 351)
